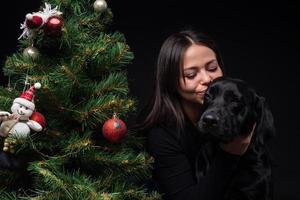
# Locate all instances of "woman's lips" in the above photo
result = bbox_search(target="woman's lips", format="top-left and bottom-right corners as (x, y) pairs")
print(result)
(197, 90), (206, 94)
(196, 91), (206, 97)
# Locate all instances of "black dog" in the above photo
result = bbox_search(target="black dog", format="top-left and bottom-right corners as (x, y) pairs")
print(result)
(197, 76), (275, 200)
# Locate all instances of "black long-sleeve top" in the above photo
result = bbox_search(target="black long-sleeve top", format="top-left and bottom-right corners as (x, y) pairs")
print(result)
(146, 121), (241, 200)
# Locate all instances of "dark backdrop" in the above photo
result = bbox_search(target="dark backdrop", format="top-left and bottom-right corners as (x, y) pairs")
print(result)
(1, 1), (299, 199)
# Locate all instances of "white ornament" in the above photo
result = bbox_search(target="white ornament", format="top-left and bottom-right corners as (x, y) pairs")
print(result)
(23, 46), (40, 60)
(0, 83), (43, 138)
(93, 0), (107, 13)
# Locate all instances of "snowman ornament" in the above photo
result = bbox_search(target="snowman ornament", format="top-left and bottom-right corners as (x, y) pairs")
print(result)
(0, 83), (43, 139)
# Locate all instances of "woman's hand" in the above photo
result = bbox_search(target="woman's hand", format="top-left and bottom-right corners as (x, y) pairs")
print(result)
(220, 123), (256, 155)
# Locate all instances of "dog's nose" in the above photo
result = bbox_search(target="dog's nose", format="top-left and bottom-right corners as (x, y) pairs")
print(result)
(202, 114), (219, 127)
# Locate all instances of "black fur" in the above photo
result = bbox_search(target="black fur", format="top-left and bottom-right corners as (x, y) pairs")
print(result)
(197, 76), (275, 200)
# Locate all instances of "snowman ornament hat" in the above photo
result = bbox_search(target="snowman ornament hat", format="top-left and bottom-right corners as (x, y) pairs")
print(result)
(13, 82), (41, 111)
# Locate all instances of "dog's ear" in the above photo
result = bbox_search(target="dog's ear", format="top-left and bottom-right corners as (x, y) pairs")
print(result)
(254, 95), (276, 145)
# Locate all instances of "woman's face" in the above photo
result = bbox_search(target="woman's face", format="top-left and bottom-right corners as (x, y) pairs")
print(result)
(178, 44), (223, 105)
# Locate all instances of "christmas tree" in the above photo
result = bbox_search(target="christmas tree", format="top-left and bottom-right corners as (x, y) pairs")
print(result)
(0, 0), (160, 199)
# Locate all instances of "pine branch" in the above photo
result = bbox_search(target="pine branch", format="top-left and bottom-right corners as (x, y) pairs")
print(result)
(0, 191), (18, 200)
(77, 148), (154, 182)
(4, 54), (35, 75)
(28, 162), (71, 196)
(0, 170), (21, 190)
(91, 72), (129, 97)
(0, 87), (19, 111)
(71, 95), (130, 126)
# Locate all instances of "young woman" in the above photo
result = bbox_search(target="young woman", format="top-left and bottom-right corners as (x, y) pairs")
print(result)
(136, 29), (260, 200)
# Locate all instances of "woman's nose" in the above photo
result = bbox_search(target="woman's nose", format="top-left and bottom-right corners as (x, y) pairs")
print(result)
(199, 72), (212, 85)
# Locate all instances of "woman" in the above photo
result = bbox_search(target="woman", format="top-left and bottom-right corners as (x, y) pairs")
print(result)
(136, 29), (259, 200)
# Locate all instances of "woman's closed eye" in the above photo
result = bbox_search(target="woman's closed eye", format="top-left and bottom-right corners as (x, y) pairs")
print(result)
(183, 68), (197, 79)
(205, 60), (219, 72)
(207, 66), (218, 72)
(185, 73), (196, 79)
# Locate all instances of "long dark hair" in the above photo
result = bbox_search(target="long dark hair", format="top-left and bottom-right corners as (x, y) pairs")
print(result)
(136, 29), (225, 132)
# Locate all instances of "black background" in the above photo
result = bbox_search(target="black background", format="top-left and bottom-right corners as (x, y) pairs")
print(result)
(1, 1), (299, 199)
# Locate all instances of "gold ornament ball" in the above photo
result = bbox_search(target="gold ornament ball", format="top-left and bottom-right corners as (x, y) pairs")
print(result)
(23, 46), (39, 60)
(93, 0), (107, 12)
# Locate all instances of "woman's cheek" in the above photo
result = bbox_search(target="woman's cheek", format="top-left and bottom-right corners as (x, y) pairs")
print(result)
(183, 81), (197, 93)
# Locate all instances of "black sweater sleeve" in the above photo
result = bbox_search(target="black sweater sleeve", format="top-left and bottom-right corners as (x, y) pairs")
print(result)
(147, 126), (240, 200)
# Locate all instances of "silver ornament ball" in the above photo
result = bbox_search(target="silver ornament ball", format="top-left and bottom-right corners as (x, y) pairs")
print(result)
(93, 0), (107, 12)
(23, 46), (40, 60)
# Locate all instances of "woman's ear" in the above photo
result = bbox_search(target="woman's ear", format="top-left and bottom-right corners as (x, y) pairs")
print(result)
(254, 95), (276, 145)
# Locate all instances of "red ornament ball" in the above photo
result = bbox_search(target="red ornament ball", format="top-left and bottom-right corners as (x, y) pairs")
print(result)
(25, 14), (43, 29)
(102, 117), (127, 143)
(30, 111), (46, 129)
(44, 16), (64, 37)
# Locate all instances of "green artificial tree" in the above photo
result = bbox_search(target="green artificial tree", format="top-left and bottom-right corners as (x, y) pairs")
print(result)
(0, 0), (160, 199)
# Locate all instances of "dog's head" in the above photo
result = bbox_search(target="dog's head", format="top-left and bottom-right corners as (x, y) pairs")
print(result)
(197, 76), (275, 145)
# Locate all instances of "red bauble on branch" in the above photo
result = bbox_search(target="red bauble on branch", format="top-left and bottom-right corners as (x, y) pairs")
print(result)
(44, 16), (64, 37)
(25, 14), (44, 29)
(102, 115), (127, 143)
(30, 111), (46, 129)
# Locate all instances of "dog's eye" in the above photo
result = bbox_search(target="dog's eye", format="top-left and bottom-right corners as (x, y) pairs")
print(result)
(225, 91), (240, 103)
(232, 95), (240, 102)
(232, 101), (246, 114)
